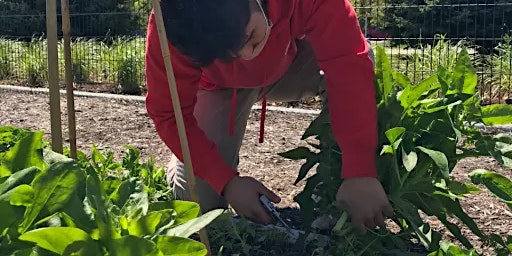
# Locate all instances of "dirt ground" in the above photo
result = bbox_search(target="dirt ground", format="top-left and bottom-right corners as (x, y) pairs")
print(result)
(1, 88), (511, 255)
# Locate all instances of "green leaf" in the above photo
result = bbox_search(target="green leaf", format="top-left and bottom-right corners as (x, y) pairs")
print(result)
(375, 46), (394, 104)
(19, 158), (84, 233)
(301, 110), (330, 140)
(110, 235), (163, 256)
(393, 70), (413, 89)
(446, 180), (481, 196)
(85, 173), (118, 241)
(169, 200), (200, 225)
(0, 131), (46, 177)
(0, 166), (39, 195)
(400, 75), (439, 109)
(385, 127), (406, 144)
(166, 209), (224, 238)
(469, 169), (512, 210)
(128, 211), (163, 237)
(417, 146), (449, 179)
(402, 149), (418, 172)
(10, 184), (35, 207)
(437, 66), (451, 94)
(294, 153), (320, 185)
(62, 240), (103, 256)
(449, 47), (477, 95)
(110, 177), (138, 208)
(18, 227), (91, 255)
(481, 104), (512, 125)
(427, 240), (479, 256)
(435, 194), (486, 240)
(156, 236), (207, 256)
(278, 147), (315, 160)
(0, 187), (25, 231)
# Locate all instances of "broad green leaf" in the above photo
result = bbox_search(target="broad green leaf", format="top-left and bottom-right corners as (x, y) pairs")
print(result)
(469, 169), (512, 210)
(19, 159), (84, 233)
(0, 187), (25, 231)
(166, 209), (224, 238)
(385, 127), (406, 144)
(121, 189), (150, 219)
(10, 184), (35, 207)
(18, 227), (91, 255)
(446, 180), (481, 195)
(128, 211), (163, 237)
(449, 47), (477, 95)
(481, 104), (512, 125)
(278, 146), (315, 160)
(156, 236), (207, 256)
(0, 131), (45, 177)
(62, 194), (96, 232)
(417, 146), (449, 179)
(400, 75), (439, 109)
(169, 200), (200, 225)
(62, 240), (103, 256)
(110, 177), (138, 208)
(402, 149), (418, 172)
(427, 240), (479, 256)
(110, 235), (163, 256)
(0, 166), (39, 194)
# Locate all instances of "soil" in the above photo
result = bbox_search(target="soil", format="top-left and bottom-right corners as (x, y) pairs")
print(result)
(1, 87), (511, 255)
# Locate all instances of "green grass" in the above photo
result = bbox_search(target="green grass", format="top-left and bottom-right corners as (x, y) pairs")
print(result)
(0, 36), (510, 100)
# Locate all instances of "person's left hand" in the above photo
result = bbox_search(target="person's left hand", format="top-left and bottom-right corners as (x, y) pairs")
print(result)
(336, 177), (394, 234)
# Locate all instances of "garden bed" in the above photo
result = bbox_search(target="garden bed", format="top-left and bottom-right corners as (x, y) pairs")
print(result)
(1, 88), (511, 255)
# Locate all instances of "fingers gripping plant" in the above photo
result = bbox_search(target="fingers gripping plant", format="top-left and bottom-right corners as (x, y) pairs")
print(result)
(280, 46), (512, 255)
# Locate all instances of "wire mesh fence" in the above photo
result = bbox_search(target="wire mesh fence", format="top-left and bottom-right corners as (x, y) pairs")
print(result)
(0, 0), (511, 103)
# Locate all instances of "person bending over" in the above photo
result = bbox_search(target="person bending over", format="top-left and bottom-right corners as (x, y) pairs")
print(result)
(144, 0), (394, 234)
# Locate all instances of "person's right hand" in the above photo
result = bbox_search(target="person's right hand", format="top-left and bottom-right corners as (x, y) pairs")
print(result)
(222, 175), (281, 224)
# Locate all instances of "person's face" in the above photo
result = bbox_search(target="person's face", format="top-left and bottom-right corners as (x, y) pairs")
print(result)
(236, 0), (272, 60)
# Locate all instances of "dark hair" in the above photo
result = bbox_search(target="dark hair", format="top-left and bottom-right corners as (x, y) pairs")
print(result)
(160, 0), (251, 67)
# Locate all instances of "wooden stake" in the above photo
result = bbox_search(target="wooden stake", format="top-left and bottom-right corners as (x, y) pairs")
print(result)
(151, 0), (212, 254)
(46, 0), (63, 153)
(61, 0), (77, 159)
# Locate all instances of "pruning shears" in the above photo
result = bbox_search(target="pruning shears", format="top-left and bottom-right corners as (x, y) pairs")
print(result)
(259, 195), (295, 236)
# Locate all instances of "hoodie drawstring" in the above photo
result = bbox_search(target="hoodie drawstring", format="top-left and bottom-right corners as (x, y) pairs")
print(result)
(229, 86), (267, 143)
(228, 66), (267, 143)
(259, 87), (267, 143)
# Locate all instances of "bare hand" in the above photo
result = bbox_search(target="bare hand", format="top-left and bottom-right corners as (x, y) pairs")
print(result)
(336, 177), (394, 234)
(222, 175), (281, 224)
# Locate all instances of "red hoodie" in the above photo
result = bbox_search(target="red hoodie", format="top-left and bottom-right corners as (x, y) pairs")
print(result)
(144, 0), (378, 195)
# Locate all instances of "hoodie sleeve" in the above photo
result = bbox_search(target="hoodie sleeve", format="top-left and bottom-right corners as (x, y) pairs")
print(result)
(144, 12), (238, 194)
(298, 0), (378, 179)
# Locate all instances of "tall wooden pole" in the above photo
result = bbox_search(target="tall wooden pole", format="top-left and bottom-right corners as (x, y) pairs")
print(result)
(151, 0), (212, 254)
(61, 0), (77, 159)
(46, 0), (63, 153)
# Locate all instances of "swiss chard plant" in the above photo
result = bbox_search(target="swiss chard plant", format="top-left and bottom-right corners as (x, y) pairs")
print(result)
(279, 46), (512, 255)
(0, 126), (223, 256)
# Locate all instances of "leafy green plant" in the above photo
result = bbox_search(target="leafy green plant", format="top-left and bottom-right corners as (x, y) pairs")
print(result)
(21, 39), (48, 86)
(0, 126), (223, 256)
(279, 46), (512, 255)
(484, 34), (512, 102)
(0, 40), (12, 79)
